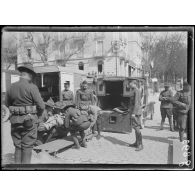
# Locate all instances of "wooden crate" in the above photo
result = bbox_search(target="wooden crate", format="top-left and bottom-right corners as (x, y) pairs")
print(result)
(100, 111), (132, 133)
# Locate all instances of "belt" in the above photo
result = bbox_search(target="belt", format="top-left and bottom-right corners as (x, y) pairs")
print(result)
(9, 105), (37, 115)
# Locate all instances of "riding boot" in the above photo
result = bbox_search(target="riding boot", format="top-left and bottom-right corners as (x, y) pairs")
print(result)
(169, 118), (174, 132)
(96, 119), (101, 140)
(80, 131), (87, 148)
(160, 121), (164, 130)
(21, 148), (32, 164)
(15, 147), (22, 164)
(129, 132), (138, 147)
(135, 133), (144, 151)
(179, 130), (184, 142)
(72, 136), (80, 149)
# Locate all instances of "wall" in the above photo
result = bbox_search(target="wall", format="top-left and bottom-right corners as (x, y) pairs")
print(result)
(17, 32), (143, 78)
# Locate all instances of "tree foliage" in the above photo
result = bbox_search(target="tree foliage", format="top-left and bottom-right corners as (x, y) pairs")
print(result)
(2, 33), (17, 69)
(141, 32), (187, 82)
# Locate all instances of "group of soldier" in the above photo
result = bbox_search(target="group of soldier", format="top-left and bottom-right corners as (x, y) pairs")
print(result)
(5, 62), (191, 164)
(159, 82), (191, 142)
(5, 63), (102, 164)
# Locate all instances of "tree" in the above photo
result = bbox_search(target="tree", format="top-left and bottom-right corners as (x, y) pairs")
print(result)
(151, 32), (187, 82)
(139, 32), (158, 73)
(140, 32), (187, 83)
(18, 32), (89, 66)
(52, 32), (89, 66)
(2, 33), (17, 70)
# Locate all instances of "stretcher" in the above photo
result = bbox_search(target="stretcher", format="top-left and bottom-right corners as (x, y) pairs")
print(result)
(33, 138), (74, 156)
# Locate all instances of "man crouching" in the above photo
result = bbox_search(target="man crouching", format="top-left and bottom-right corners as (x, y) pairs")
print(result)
(64, 106), (92, 149)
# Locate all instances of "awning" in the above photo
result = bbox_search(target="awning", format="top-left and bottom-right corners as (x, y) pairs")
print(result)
(34, 65), (59, 73)
(33, 65), (86, 75)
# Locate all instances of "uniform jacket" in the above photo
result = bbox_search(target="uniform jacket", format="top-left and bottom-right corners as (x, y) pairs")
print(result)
(5, 78), (45, 117)
(75, 89), (94, 108)
(173, 90), (191, 114)
(159, 89), (173, 108)
(129, 87), (142, 115)
(64, 107), (89, 129)
(62, 89), (74, 101)
(5, 78), (45, 110)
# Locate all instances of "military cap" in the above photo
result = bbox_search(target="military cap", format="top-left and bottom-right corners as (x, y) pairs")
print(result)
(17, 62), (36, 75)
(45, 98), (55, 108)
(64, 81), (70, 85)
(55, 101), (66, 110)
(82, 80), (88, 84)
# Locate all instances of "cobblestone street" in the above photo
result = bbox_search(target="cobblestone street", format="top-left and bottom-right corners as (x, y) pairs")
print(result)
(2, 92), (185, 165)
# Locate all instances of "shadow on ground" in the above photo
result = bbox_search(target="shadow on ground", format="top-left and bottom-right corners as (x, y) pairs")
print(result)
(142, 135), (174, 164)
(2, 153), (15, 164)
(102, 136), (129, 147)
(142, 135), (172, 144)
(144, 125), (170, 131)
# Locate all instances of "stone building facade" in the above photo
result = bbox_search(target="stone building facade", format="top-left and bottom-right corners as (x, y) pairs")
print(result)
(17, 32), (144, 78)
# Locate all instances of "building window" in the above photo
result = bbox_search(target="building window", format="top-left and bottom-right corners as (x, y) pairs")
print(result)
(96, 40), (103, 56)
(27, 48), (31, 59)
(98, 60), (103, 73)
(78, 62), (84, 70)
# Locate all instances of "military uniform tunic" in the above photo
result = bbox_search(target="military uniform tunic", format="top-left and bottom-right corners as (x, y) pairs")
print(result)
(129, 87), (142, 128)
(75, 89), (94, 109)
(62, 89), (74, 104)
(5, 78), (45, 152)
(173, 90), (191, 130)
(159, 89), (173, 120)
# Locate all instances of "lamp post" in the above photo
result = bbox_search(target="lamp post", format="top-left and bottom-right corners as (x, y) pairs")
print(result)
(111, 40), (125, 76)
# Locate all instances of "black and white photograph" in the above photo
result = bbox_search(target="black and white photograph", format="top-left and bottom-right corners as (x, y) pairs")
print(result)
(1, 26), (194, 170)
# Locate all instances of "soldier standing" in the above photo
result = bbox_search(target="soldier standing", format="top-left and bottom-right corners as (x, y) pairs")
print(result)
(5, 63), (45, 164)
(172, 82), (191, 142)
(128, 80), (144, 151)
(159, 83), (174, 131)
(75, 80), (95, 109)
(61, 81), (74, 105)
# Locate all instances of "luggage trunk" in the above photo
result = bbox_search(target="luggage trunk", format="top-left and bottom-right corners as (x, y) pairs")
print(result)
(100, 110), (132, 133)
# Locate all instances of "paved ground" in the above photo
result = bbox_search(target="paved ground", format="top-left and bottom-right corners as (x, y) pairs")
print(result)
(1, 91), (186, 165)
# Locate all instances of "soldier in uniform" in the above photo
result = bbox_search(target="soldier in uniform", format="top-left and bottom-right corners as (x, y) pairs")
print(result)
(159, 83), (174, 131)
(75, 80), (95, 110)
(5, 63), (45, 164)
(172, 82), (191, 142)
(64, 106), (92, 149)
(61, 81), (74, 105)
(128, 80), (144, 151)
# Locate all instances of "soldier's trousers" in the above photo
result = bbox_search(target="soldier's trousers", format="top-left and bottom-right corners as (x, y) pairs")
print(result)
(160, 108), (172, 121)
(131, 115), (143, 145)
(11, 117), (37, 164)
(177, 113), (187, 142)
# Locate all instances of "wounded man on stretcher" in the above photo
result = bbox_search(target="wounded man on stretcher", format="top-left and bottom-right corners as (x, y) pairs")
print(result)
(36, 98), (101, 148)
